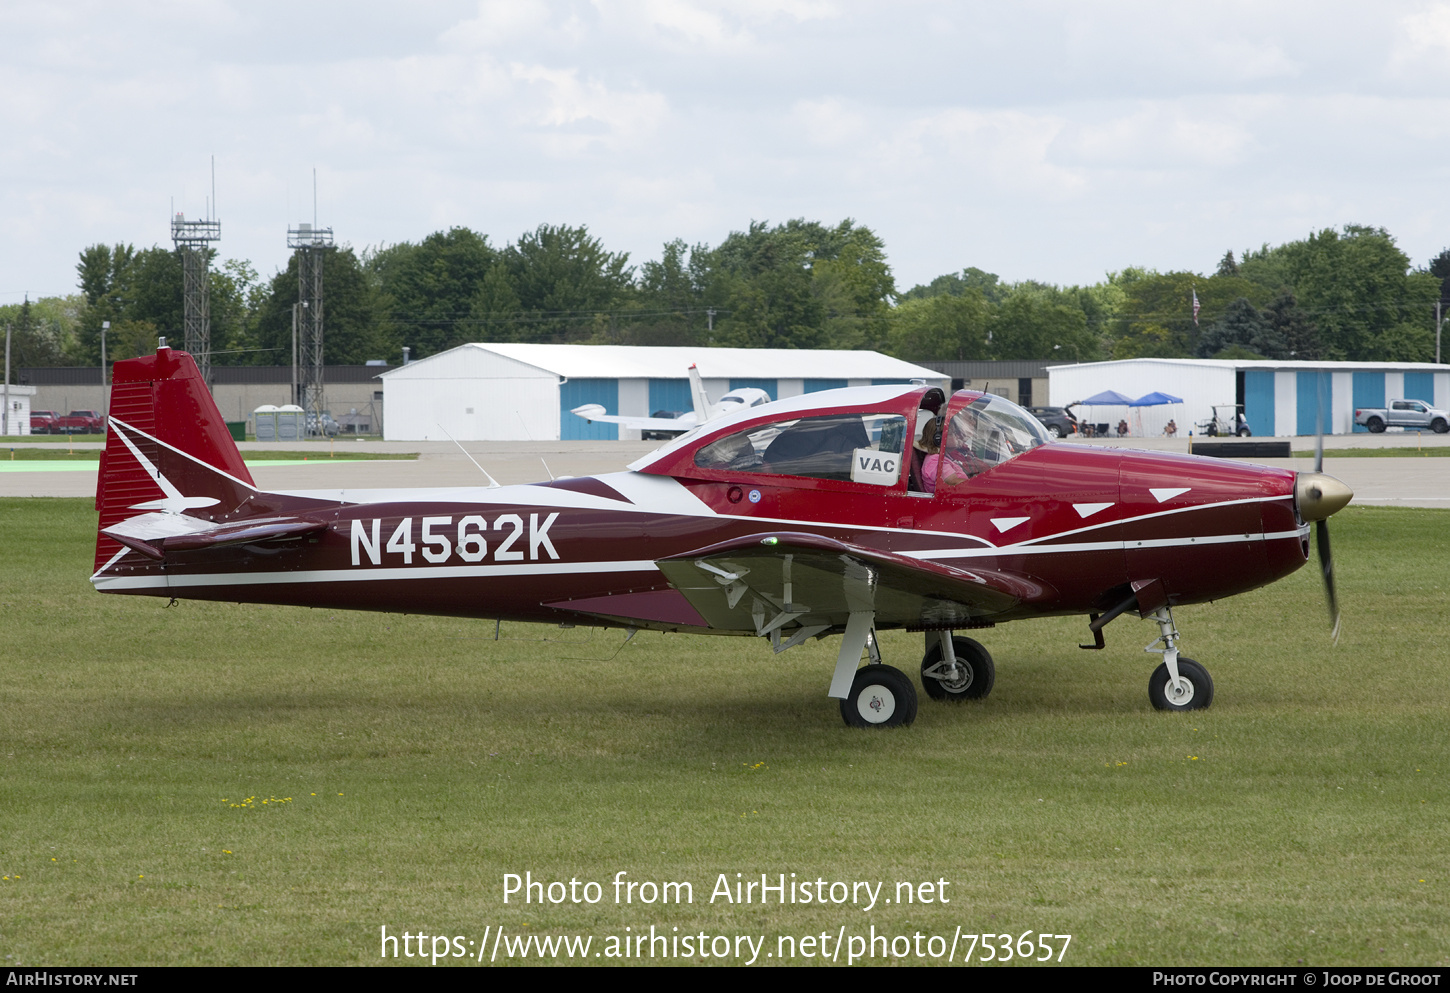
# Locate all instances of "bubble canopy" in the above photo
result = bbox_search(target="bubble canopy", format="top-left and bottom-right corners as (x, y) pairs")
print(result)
(632, 385), (1048, 487)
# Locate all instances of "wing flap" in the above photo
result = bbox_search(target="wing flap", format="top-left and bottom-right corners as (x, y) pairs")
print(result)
(656, 531), (1053, 633)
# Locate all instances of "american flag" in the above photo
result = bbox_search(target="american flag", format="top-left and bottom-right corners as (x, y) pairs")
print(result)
(1192, 288), (1201, 326)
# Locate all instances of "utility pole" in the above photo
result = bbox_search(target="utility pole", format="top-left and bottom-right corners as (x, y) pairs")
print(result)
(291, 303), (298, 406)
(2, 322), (10, 437)
(101, 320), (110, 424)
(1437, 300), (1443, 365)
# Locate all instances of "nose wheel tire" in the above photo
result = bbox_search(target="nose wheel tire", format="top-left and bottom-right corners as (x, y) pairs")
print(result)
(920, 636), (995, 702)
(1148, 657), (1214, 711)
(840, 665), (918, 729)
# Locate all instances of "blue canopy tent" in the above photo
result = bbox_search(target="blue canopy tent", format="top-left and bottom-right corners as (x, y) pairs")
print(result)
(1128, 391), (1185, 436)
(1070, 390), (1135, 436)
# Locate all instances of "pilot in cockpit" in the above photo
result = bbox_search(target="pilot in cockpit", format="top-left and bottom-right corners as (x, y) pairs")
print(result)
(913, 414), (940, 492)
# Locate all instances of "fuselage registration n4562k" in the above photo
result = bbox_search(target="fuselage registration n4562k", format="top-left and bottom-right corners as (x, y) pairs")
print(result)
(90, 344), (1352, 728)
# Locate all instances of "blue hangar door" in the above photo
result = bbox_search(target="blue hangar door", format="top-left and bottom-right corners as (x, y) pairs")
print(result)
(559, 379), (619, 440)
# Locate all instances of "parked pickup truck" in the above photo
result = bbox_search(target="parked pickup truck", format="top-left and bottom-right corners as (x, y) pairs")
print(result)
(1354, 399), (1449, 433)
(54, 410), (104, 434)
(29, 410), (59, 434)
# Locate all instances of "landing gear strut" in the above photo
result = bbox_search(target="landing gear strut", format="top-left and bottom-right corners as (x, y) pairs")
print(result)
(830, 612), (918, 729)
(920, 632), (995, 702)
(1143, 607), (1213, 711)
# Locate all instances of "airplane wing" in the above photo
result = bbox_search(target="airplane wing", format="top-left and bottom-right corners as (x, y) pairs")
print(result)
(655, 531), (1054, 638)
(101, 513), (327, 560)
(570, 404), (698, 432)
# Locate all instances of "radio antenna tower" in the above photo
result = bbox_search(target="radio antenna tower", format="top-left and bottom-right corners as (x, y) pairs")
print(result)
(287, 169), (333, 428)
(170, 160), (221, 387)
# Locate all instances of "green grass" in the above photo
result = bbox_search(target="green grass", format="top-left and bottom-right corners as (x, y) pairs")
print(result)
(1, 449), (416, 461)
(1, 500), (1447, 966)
(1292, 447), (1450, 458)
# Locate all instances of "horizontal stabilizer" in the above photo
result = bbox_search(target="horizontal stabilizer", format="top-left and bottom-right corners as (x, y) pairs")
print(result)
(102, 514), (326, 560)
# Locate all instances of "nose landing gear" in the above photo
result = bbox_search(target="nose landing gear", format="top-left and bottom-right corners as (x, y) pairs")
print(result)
(1143, 607), (1213, 711)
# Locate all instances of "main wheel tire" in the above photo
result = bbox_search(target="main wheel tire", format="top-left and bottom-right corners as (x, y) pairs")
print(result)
(1366, 417), (1385, 433)
(920, 636), (995, 702)
(1432, 418), (1448, 434)
(840, 665), (917, 729)
(1148, 657), (1214, 712)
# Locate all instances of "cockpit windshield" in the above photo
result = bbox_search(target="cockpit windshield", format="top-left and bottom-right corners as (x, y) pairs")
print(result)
(937, 393), (1049, 483)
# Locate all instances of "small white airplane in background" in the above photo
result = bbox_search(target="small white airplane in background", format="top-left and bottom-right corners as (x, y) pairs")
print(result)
(571, 364), (772, 438)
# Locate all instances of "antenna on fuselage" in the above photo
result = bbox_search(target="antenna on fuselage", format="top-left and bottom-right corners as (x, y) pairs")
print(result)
(514, 412), (555, 480)
(436, 423), (501, 488)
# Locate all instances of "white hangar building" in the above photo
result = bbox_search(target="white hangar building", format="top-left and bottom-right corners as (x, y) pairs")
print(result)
(1048, 358), (1450, 436)
(379, 343), (950, 441)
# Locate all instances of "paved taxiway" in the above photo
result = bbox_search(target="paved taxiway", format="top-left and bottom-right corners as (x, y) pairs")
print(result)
(2, 435), (1447, 507)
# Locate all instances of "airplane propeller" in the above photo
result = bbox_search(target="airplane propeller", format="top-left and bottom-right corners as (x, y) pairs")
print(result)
(1300, 377), (1348, 642)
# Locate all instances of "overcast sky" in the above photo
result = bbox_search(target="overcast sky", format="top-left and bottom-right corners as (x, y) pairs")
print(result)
(5, 1), (1450, 305)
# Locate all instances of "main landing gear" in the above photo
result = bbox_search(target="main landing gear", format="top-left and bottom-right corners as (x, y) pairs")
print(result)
(830, 614), (996, 729)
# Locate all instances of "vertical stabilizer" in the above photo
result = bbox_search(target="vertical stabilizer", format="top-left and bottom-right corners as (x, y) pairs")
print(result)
(95, 345), (256, 571)
(688, 363), (712, 423)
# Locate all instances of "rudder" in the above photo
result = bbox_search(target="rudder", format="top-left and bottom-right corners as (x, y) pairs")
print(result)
(95, 345), (256, 572)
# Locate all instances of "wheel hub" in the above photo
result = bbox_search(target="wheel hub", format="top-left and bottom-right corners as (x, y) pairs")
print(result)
(1164, 676), (1194, 706)
(856, 682), (897, 723)
(937, 661), (973, 693)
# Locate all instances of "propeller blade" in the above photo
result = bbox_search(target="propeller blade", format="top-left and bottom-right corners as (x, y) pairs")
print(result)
(1315, 518), (1340, 644)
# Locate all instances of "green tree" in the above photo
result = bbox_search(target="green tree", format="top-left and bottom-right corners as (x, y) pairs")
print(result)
(885, 291), (992, 361)
(1239, 226), (1437, 360)
(0, 295), (82, 367)
(991, 289), (1100, 361)
(502, 223), (633, 344)
(255, 247), (391, 365)
(1263, 291), (1323, 359)
(695, 219), (893, 350)
(375, 228), (498, 357)
(1196, 297), (1282, 358)
(622, 238), (710, 346)
(1111, 271), (1271, 358)
(899, 266), (1005, 304)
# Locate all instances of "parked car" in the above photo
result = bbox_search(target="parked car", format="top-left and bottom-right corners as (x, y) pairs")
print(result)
(55, 410), (104, 434)
(306, 411), (340, 437)
(1028, 406), (1078, 438)
(1354, 399), (1449, 434)
(29, 410), (59, 434)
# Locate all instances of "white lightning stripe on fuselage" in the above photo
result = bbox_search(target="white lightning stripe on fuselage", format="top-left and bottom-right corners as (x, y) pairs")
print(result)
(89, 546), (131, 582)
(92, 558), (663, 591)
(904, 526), (1309, 561)
(91, 525), (1312, 594)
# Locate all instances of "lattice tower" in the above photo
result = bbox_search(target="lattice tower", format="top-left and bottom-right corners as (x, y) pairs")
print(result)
(171, 213), (221, 387)
(288, 223), (334, 424)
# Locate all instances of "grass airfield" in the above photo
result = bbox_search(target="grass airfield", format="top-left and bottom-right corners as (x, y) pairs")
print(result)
(1, 498), (1447, 967)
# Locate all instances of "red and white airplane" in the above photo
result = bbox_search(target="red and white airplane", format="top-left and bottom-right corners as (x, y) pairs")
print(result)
(91, 343), (1352, 728)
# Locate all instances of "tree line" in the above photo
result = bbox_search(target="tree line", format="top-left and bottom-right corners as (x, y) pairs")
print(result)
(4, 220), (1446, 370)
